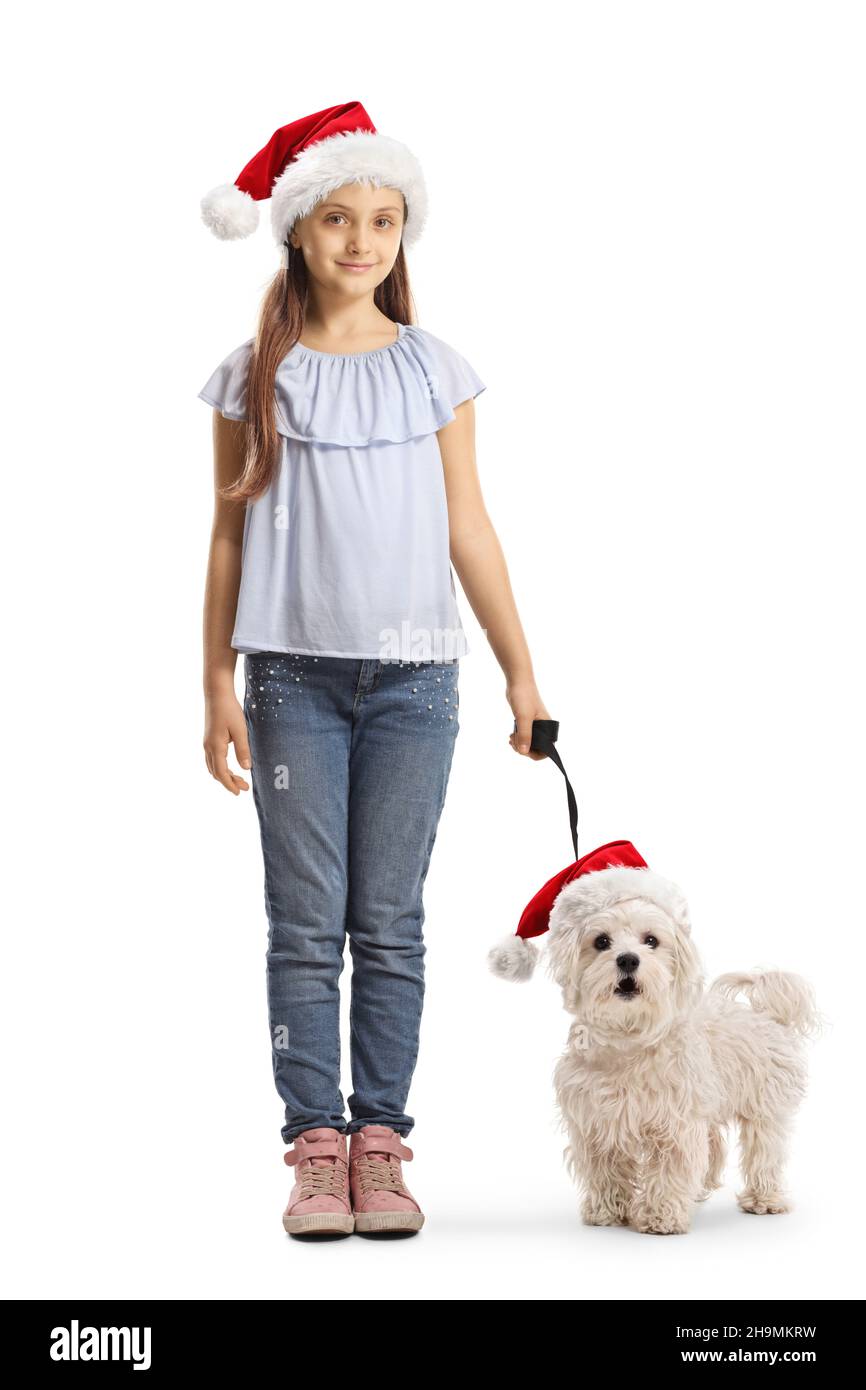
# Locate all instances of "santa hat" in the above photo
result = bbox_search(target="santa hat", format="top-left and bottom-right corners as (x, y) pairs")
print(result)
(488, 840), (692, 982)
(200, 101), (428, 251)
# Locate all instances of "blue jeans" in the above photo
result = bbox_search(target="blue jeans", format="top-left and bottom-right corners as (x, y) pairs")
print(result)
(243, 653), (460, 1145)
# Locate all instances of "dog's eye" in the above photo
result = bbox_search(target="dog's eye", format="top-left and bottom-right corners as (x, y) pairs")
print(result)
(645, 935), (659, 948)
(594, 934), (611, 951)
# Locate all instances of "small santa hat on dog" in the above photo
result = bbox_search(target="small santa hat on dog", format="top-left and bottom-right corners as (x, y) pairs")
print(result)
(488, 840), (691, 982)
(489, 722), (691, 981)
(200, 100), (428, 251)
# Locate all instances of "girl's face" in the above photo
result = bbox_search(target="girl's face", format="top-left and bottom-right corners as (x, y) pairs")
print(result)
(289, 182), (405, 296)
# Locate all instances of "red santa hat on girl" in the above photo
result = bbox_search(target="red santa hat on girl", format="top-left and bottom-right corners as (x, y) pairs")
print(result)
(488, 840), (692, 982)
(200, 101), (428, 251)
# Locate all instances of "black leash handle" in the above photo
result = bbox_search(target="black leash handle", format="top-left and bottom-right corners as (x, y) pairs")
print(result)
(529, 719), (579, 862)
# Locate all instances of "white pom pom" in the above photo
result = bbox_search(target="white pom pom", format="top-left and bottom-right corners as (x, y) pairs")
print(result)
(200, 183), (260, 241)
(487, 934), (539, 982)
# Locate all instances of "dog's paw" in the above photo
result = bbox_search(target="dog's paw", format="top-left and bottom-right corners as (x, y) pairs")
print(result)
(632, 1208), (691, 1235)
(581, 1196), (630, 1227)
(737, 1190), (791, 1215)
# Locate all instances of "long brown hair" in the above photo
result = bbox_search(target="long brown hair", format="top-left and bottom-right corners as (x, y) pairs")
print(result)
(221, 236), (417, 503)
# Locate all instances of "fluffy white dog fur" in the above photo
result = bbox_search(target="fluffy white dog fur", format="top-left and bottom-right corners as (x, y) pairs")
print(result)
(493, 871), (821, 1235)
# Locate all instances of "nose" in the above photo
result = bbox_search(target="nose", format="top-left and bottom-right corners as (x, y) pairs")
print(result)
(617, 952), (640, 974)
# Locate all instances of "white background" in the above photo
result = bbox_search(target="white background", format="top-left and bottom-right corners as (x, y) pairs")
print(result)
(4, 0), (864, 1301)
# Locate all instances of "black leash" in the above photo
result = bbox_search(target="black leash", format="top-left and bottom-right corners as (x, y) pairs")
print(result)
(528, 718), (579, 862)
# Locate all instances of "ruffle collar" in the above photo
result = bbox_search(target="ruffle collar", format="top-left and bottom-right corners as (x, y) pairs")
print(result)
(199, 323), (485, 447)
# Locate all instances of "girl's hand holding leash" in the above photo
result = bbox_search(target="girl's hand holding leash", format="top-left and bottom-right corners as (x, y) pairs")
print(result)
(507, 676), (552, 762)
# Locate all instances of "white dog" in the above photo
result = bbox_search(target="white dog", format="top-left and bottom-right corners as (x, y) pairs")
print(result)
(490, 856), (821, 1235)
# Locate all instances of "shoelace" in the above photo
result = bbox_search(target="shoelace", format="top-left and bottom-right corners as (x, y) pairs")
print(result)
(355, 1154), (407, 1195)
(297, 1155), (348, 1199)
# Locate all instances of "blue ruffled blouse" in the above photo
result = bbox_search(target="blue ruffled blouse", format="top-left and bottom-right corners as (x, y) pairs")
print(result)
(198, 323), (486, 661)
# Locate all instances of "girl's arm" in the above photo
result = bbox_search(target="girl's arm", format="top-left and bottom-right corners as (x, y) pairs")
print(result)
(203, 412), (252, 795)
(438, 401), (551, 761)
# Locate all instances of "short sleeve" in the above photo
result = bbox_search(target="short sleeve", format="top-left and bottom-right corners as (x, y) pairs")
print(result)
(422, 331), (487, 412)
(197, 339), (254, 421)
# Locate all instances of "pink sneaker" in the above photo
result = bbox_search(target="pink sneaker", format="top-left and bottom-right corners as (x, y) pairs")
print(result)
(282, 1127), (354, 1236)
(349, 1126), (425, 1234)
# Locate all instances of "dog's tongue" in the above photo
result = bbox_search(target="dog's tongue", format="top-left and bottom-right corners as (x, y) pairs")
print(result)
(361, 1124), (397, 1161)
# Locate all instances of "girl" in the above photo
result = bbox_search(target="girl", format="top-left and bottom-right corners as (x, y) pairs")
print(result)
(199, 103), (552, 1237)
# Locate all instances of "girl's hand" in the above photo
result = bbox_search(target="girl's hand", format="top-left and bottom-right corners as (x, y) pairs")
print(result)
(506, 677), (553, 761)
(204, 693), (252, 795)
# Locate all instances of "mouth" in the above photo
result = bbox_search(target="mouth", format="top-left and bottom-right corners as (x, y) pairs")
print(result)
(336, 262), (374, 272)
(614, 976), (641, 998)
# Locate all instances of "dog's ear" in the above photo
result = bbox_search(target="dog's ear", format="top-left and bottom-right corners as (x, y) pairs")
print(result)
(544, 899), (586, 1004)
(670, 925), (704, 1008)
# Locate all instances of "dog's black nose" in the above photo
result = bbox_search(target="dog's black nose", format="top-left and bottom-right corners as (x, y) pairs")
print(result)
(617, 953), (640, 973)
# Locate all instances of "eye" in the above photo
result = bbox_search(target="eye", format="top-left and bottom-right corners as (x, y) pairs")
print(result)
(645, 935), (659, 949)
(374, 217), (394, 228)
(594, 934), (611, 951)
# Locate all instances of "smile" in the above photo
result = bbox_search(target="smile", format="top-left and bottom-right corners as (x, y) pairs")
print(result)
(337, 263), (374, 272)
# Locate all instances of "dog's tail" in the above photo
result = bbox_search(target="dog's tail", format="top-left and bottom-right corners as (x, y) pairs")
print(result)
(710, 970), (823, 1039)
